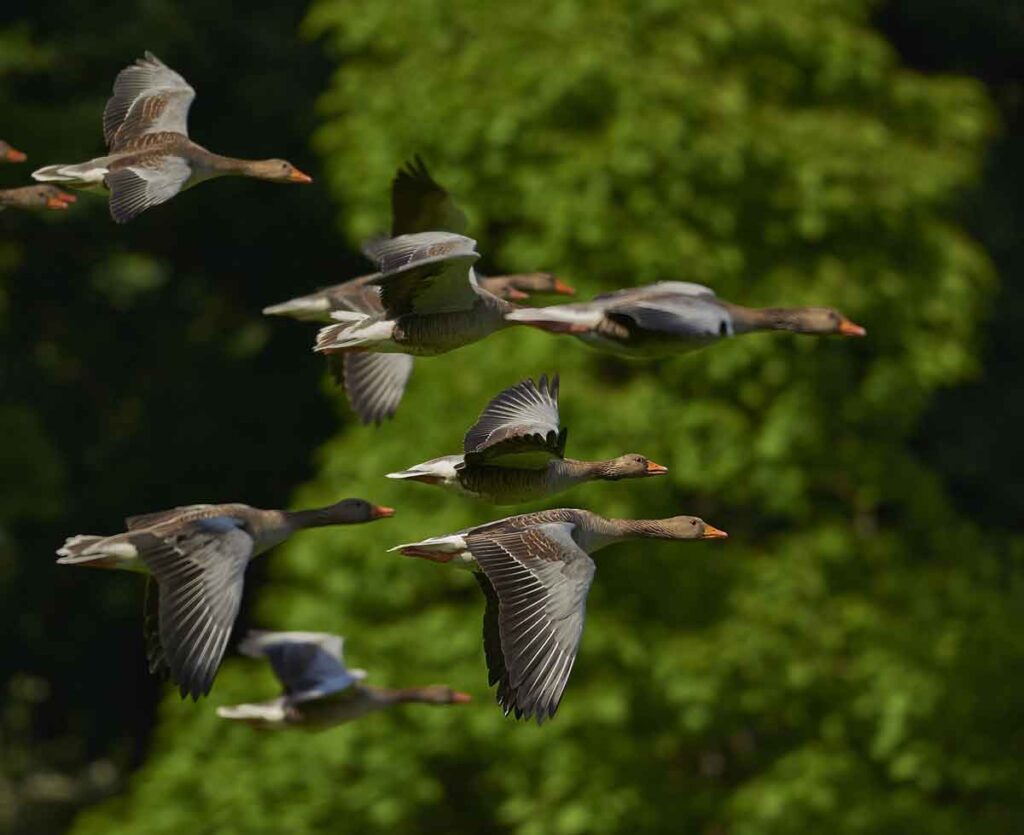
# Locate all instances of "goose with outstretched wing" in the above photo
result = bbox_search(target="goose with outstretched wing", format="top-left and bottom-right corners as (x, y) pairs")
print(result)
(392, 508), (727, 723)
(33, 52), (311, 222)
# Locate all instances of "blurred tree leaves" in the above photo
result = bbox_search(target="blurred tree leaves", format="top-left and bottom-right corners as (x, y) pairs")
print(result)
(61, 1), (1024, 834)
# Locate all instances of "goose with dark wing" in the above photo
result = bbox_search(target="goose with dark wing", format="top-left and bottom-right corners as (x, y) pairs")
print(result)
(387, 375), (667, 504)
(265, 158), (566, 425)
(507, 281), (864, 357)
(217, 631), (470, 729)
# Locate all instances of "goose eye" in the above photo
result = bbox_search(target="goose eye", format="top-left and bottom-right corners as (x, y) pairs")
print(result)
(691, 519), (697, 526)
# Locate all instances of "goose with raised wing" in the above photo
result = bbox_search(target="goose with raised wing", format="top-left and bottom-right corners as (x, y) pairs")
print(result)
(0, 185), (76, 212)
(506, 281), (865, 357)
(313, 231), (520, 421)
(392, 508), (727, 723)
(388, 375), (667, 504)
(216, 631), (471, 729)
(266, 158), (564, 425)
(0, 141), (26, 163)
(56, 498), (394, 700)
(32, 52), (311, 223)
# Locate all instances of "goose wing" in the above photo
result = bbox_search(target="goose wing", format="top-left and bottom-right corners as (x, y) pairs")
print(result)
(468, 521), (595, 724)
(365, 231), (481, 316)
(238, 631), (365, 703)
(104, 52), (196, 151)
(134, 515), (253, 700)
(391, 156), (468, 236)
(605, 292), (729, 340)
(340, 353), (415, 426)
(463, 375), (565, 469)
(106, 155), (191, 223)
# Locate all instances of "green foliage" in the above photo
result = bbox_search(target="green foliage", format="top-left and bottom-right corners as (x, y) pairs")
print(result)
(49, 0), (1024, 833)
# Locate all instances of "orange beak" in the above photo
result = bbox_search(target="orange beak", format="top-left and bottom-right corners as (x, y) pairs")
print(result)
(450, 691), (473, 704)
(506, 288), (530, 301)
(370, 505), (395, 519)
(552, 278), (576, 295)
(838, 318), (866, 337)
(645, 461), (669, 475)
(701, 524), (729, 539)
(5, 148), (27, 163)
(288, 168), (313, 184)
(46, 196), (70, 210)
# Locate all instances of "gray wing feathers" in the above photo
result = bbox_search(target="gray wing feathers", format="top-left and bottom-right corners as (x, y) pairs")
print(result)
(342, 353), (415, 425)
(238, 631), (361, 701)
(468, 522), (595, 723)
(463, 375), (566, 467)
(364, 231), (479, 276)
(104, 52), (195, 150)
(106, 157), (191, 223)
(136, 522), (253, 700)
(610, 296), (728, 339)
(363, 232), (481, 316)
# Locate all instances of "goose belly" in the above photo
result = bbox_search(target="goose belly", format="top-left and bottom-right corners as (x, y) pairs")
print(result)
(394, 310), (503, 355)
(457, 466), (552, 505)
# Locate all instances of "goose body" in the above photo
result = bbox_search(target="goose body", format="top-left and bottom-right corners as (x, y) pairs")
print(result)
(56, 498), (393, 699)
(313, 232), (520, 421)
(392, 508), (727, 722)
(268, 158), (558, 425)
(263, 271), (571, 323)
(216, 631), (470, 730)
(387, 375), (667, 504)
(506, 281), (865, 357)
(32, 52), (310, 222)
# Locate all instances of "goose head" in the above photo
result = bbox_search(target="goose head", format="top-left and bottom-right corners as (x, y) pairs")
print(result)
(245, 159), (313, 184)
(654, 516), (729, 540)
(0, 142), (26, 163)
(602, 454), (669, 480)
(791, 307), (865, 337)
(323, 498), (395, 524)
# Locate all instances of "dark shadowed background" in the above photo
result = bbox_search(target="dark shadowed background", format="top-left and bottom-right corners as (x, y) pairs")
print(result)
(1, 0), (1022, 833)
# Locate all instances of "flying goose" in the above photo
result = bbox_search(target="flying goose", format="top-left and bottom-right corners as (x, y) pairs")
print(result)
(392, 508), (727, 723)
(264, 271), (572, 324)
(313, 231), (521, 421)
(0, 141), (26, 163)
(0, 185), (76, 212)
(216, 631), (471, 729)
(57, 498), (394, 699)
(266, 158), (562, 425)
(506, 281), (865, 356)
(32, 52), (311, 223)
(387, 375), (667, 504)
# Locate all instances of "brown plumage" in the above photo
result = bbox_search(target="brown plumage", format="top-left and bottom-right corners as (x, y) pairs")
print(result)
(387, 375), (668, 504)
(264, 157), (561, 425)
(32, 52), (311, 222)
(57, 498), (394, 699)
(392, 508), (728, 723)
